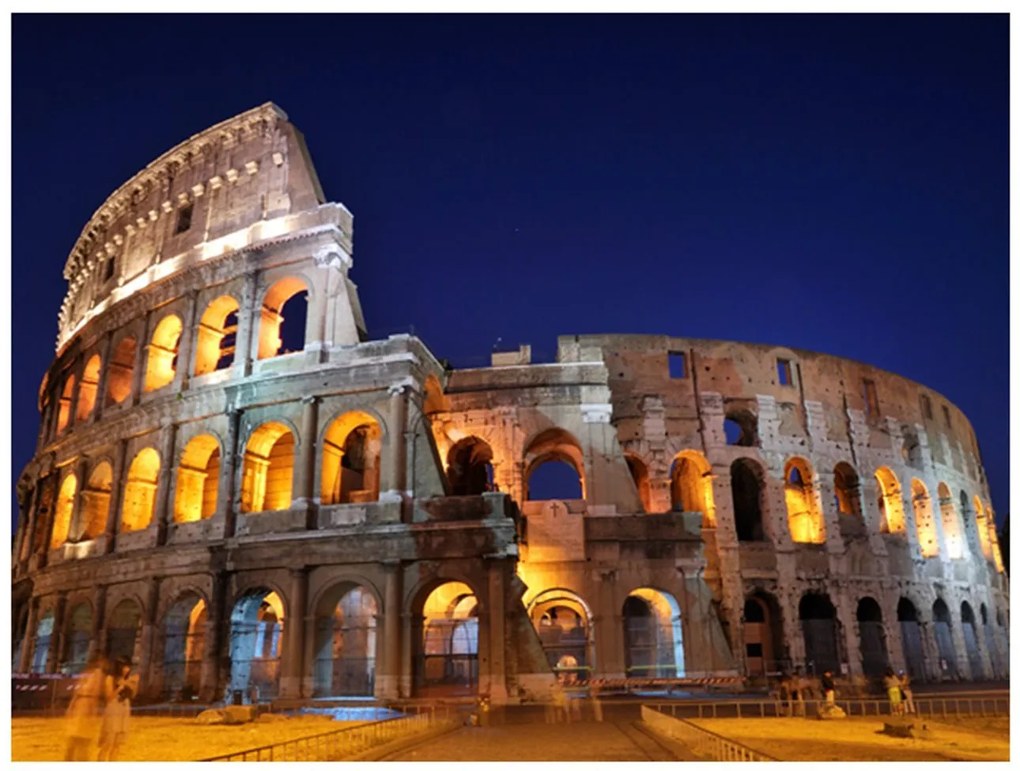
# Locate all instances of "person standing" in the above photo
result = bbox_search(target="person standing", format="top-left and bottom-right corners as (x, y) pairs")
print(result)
(883, 667), (903, 716)
(64, 654), (108, 761)
(820, 670), (836, 704)
(899, 670), (915, 715)
(97, 657), (137, 761)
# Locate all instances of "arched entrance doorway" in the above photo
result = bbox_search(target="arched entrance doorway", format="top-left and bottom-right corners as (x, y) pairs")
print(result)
(799, 593), (840, 676)
(62, 603), (93, 674)
(622, 588), (685, 679)
(960, 602), (983, 680)
(312, 584), (378, 697)
(106, 599), (142, 663)
(932, 598), (958, 679)
(528, 589), (593, 684)
(897, 598), (925, 681)
(416, 581), (478, 697)
(229, 590), (284, 702)
(163, 594), (207, 701)
(856, 597), (888, 677)
(743, 592), (784, 677)
(31, 610), (55, 673)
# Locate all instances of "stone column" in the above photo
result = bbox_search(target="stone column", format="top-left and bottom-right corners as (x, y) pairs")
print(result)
(66, 358), (82, 434)
(778, 590), (805, 669)
(104, 440), (129, 553)
(18, 597), (40, 673)
(176, 289), (200, 391)
(69, 457), (90, 542)
(87, 585), (108, 662)
(377, 561), (403, 700)
(46, 593), (68, 673)
(233, 272), (258, 378)
(593, 568), (625, 678)
(814, 471), (846, 554)
(400, 610), (415, 699)
(92, 332), (114, 424)
(280, 568), (308, 699)
(382, 385), (408, 500)
(222, 410), (243, 538)
(137, 578), (162, 698)
(833, 593), (860, 678)
(292, 396), (319, 521)
(130, 311), (152, 406)
(485, 560), (509, 703)
(154, 422), (177, 546)
(200, 571), (228, 703)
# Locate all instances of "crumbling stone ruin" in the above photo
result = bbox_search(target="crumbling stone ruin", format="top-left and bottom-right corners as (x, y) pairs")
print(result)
(12, 103), (1009, 705)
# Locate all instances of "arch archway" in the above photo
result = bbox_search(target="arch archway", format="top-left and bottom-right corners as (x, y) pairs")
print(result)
(671, 450), (715, 526)
(743, 592), (784, 677)
(973, 497), (992, 561)
(107, 598), (143, 663)
(528, 589), (593, 684)
(625, 454), (651, 513)
(31, 610), (55, 673)
(193, 295), (239, 375)
(50, 473), (77, 549)
(911, 479), (938, 557)
(799, 593), (840, 676)
(415, 581), (478, 697)
(321, 412), (381, 505)
(62, 603), (93, 674)
(81, 462), (113, 540)
(856, 597), (888, 677)
(312, 583), (378, 697)
(960, 602), (983, 680)
(106, 336), (137, 406)
(241, 422), (294, 513)
(784, 457), (824, 543)
(623, 588), (684, 679)
(144, 314), (184, 391)
(932, 598), (958, 679)
(163, 594), (207, 701)
(447, 437), (495, 496)
(56, 375), (76, 434)
(76, 354), (101, 421)
(174, 434), (221, 522)
(874, 467), (905, 533)
(938, 483), (964, 559)
(229, 590), (285, 702)
(833, 462), (862, 518)
(121, 448), (160, 531)
(257, 277), (309, 359)
(523, 428), (584, 501)
(897, 598), (926, 681)
(730, 458), (766, 542)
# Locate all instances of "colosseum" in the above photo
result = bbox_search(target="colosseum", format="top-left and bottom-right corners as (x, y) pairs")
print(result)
(12, 103), (1009, 707)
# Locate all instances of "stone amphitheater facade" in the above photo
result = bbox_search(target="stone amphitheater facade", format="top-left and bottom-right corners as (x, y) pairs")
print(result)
(12, 103), (1009, 705)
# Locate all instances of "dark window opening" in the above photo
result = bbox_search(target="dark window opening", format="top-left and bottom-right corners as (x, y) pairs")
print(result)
(527, 460), (582, 501)
(863, 379), (879, 417)
(776, 358), (792, 386)
(724, 411), (757, 447)
(745, 642), (764, 658)
(175, 203), (194, 235)
(942, 405), (951, 428)
(668, 351), (687, 379)
(278, 290), (309, 354)
(920, 394), (933, 420)
(219, 310), (239, 370)
(104, 256), (115, 282)
(731, 459), (766, 542)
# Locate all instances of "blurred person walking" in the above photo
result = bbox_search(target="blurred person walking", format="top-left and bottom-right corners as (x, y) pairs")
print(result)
(883, 667), (904, 716)
(64, 653), (108, 761)
(97, 657), (138, 761)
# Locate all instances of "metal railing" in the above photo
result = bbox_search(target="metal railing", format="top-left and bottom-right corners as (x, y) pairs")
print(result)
(646, 695), (1010, 720)
(641, 705), (775, 762)
(199, 706), (456, 762)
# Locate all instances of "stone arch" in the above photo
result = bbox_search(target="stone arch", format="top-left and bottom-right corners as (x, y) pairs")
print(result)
(193, 294), (240, 375)
(671, 450), (715, 527)
(312, 580), (381, 697)
(50, 473), (77, 549)
(162, 592), (207, 701)
(523, 428), (585, 501)
(528, 588), (594, 684)
(56, 373), (76, 434)
(81, 462), (113, 540)
(897, 597), (926, 681)
(833, 462), (862, 517)
(121, 447), (160, 532)
(229, 588), (286, 702)
(447, 436), (495, 496)
(911, 479), (939, 558)
(622, 587), (685, 679)
(730, 458), (767, 542)
(105, 335), (137, 406)
(31, 609), (55, 673)
(174, 434), (221, 523)
(320, 411), (382, 505)
(973, 496), (992, 560)
(413, 579), (480, 697)
(960, 601), (983, 680)
(76, 354), (101, 421)
(107, 597), (143, 663)
(144, 314), (184, 391)
(257, 276), (310, 360)
(856, 597), (888, 677)
(932, 597), (958, 679)
(743, 591), (784, 677)
(799, 593), (841, 676)
(938, 483), (964, 559)
(61, 602), (93, 674)
(241, 421), (295, 513)
(784, 457), (824, 544)
(723, 408), (757, 447)
(874, 466), (906, 534)
(625, 453), (652, 513)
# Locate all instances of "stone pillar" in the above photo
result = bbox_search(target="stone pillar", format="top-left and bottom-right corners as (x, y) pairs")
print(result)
(104, 441), (129, 553)
(87, 585), (108, 662)
(593, 568), (625, 678)
(46, 593), (68, 673)
(233, 272), (258, 378)
(176, 289), (200, 391)
(485, 560), (509, 703)
(18, 597), (40, 673)
(66, 359), (82, 434)
(200, 571), (228, 703)
(292, 396), (319, 519)
(778, 590), (805, 669)
(222, 410), (243, 538)
(68, 457), (90, 542)
(382, 385), (408, 500)
(376, 561), (403, 701)
(130, 311), (152, 406)
(138, 578), (162, 698)
(154, 422), (177, 546)
(92, 332), (114, 424)
(833, 593), (860, 677)
(400, 609), (415, 699)
(280, 568), (308, 699)
(814, 471), (846, 554)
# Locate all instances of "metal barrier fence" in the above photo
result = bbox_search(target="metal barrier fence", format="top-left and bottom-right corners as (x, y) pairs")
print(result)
(641, 705), (775, 762)
(199, 707), (456, 762)
(647, 695), (1010, 720)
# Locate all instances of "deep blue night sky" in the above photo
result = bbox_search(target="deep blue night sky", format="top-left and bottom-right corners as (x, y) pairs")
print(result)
(11, 14), (1009, 529)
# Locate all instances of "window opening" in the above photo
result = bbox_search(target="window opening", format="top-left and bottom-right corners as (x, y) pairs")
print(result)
(668, 351), (687, 379)
(776, 358), (792, 386)
(174, 203), (193, 235)
(863, 379), (879, 417)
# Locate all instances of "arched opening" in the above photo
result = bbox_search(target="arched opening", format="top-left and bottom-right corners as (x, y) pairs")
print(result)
(799, 593), (840, 676)
(724, 409), (757, 446)
(623, 588), (684, 679)
(987, 505), (1005, 573)
(416, 581), (478, 697)
(76, 355), (102, 421)
(320, 412), (381, 505)
(938, 483), (964, 559)
(81, 462), (113, 540)
(144, 314), (184, 392)
(241, 423), (294, 513)
(911, 479), (939, 558)
(960, 602), (983, 680)
(897, 598), (926, 682)
(447, 437), (495, 496)
(874, 467), (906, 534)
(313, 584), (378, 697)
(743, 593), (784, 677)
(529, 589), (593, 684)
(524, 429), (585, 501)
(174, 434), (221, 523)
(163, 595), (207, 701)
(974, 497), (993, 560)
(121, 448), (160, 532)
(107, 599), (142, 663)
(833, 462), (862, 518)
(50, 473), (77, 549)
(230, 590), (284, 702)
(784, 457), (824, 543)
(106, 336), (137, 406)
(193, 295), (239, 375)
(62, 603), (93, 675)
(981, 602), (1003, 679)
(31, 611), (55, 673)
(257, 277), (309, 359)
(730, 458), (767, 542)
(671, 450), (716, 527)
(856, 597), (888, 677)
(625, 454), (651, 513)
(932, 598), (958, 679)
(56, 375), (76, 434)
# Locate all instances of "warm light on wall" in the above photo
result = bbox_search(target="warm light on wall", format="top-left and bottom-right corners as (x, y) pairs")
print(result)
(50, 474), (77, 549)
(257, 277), (308, 360)
(320, 411), (381, 504)
(144, 315), (183, 392)
(937, 483), (964, 560)
(121, 448), (160, 531)
(875, 467), (906, 534)
(193, 296), (239, 376)
(784, 458), (825, 544)
(76, 355), (101, 421)
(241, 423), (294, 513)
(911, 479), (939, 558)
(174, 434), (221, 523)
(81, 462), (113, 539)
